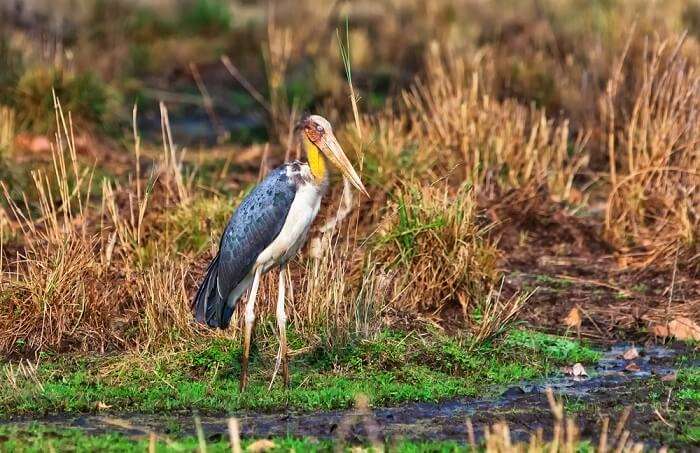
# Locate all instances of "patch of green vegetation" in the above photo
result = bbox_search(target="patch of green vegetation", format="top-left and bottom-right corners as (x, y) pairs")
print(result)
(630, 283), (648, 293)
(533, 274), (573, 290)
(651, 369), (699, 446)
(4, 67), (120, 134)
(624, 365), (700, 447)
(503, 329), (600, 364)
(0, 424), (337, 452)
(562, 396), (590, 413)
(179, 0), (232, 36)
(676, 367), (700, 403)
(0, 329), (599, 416)
(378, 192), (447, 264)
(560, 363), (699, 448)
(0, 423), (599, 452)
(162, 196), (233, 254)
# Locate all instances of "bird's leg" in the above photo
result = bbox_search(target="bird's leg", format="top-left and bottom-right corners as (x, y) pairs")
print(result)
(281, 269), (290, 388)
(269, 264), (289, 389)
(240, 267), (262, 392)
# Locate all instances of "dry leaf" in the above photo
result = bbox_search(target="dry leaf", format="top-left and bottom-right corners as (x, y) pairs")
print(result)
(652, 324), (669, 337)
(563, 307), (582, 329)
(563, 363), (588, 377)
(653, 317), (700, 341)
(622, 347), (639, 360)
(572, 363), (588, 377)
(247, 439), (277, 452)
(661, 372), (677, 382)
(96, 401), (112, 410)
(14, 134), (52, 154)
(624, 362), (641, 372)
(668, 317), (700, 341)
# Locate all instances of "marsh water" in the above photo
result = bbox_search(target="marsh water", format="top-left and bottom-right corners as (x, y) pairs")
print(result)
(4, 343), (691, 446)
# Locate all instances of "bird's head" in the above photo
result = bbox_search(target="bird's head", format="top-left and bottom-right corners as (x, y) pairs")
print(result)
(298, 114), (368, 197)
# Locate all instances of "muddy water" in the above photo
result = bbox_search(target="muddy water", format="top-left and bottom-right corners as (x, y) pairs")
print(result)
(4, 344), (691, 444)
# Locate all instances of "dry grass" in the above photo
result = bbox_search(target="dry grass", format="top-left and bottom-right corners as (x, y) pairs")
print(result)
(373, 183), (530, 340)
(0, 84), (521, 355)
(358, 45), (589, 204)
(0, 106), (14, 154)
(1, 1), (700, 358)
(0, 101), (217, 355)
(375, 184), (496, 314)
(604, 36), (700, 270)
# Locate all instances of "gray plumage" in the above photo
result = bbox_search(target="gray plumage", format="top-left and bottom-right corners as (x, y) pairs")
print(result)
(194, 164), (298, 328)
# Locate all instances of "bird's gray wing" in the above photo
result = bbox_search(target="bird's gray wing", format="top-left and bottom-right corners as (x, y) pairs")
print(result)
(193, 165), (297, 328)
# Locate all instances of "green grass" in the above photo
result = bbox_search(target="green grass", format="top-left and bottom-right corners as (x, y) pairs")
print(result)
(0, 424), (338, 452)
(0, 424), (509, 452)
(674, 367), (700, 444)
(0, 329), (599, 416)
(179, 0), (231, 36)
(0, 423), (595, 452)
(501, 330), (599, 363)
(676, 367), (700, 403)
(533, 274), (573, 290)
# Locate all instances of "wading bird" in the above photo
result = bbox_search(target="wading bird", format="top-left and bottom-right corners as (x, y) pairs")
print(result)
(193, 114), (368, 390)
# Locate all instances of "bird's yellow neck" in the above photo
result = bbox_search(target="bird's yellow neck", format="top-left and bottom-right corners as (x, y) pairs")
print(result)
(304, 136), (327, 183)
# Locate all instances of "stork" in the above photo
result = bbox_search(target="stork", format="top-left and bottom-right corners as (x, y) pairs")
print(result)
(193, 114), (368, 390)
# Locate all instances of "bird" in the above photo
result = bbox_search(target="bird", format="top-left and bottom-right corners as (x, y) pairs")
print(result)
(193, 114), (368, 391)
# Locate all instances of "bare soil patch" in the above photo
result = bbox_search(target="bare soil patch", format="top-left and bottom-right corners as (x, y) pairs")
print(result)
(490, 191), (700, 341)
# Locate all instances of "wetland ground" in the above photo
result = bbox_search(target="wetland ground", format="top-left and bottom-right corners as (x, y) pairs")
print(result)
(1, 0), (699, 451)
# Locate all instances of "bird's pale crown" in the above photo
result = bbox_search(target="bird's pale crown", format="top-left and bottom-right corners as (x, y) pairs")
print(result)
(300, 115), (368, 197)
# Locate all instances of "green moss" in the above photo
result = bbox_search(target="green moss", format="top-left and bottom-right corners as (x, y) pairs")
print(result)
(0, 423), (598, 452)
(179, 0), (231, 36)
(503, 329), (601, 364)
(0, 424), (337, 452)
(533, 274), (574, 289)
(0, 329), (600, 416)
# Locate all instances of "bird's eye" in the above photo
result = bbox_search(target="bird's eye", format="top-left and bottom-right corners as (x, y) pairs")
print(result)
(315, 124), (324, 133)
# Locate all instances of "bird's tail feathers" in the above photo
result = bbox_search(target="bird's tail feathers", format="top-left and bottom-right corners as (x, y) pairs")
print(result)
(193, 255), (226, 328)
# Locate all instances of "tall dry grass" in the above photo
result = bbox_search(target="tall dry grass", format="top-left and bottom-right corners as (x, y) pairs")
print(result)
(0, 100), (213, 355)
(358, 45), (589, 205)
(604, 36), (700, 270)
(0, 91), (523, 355)
(372, 183), (530, 340)
(1, 99), (113, 353)
(3, 6), (699, 359)
(0, 106), (14, 154)
(375, 184), (497, 314)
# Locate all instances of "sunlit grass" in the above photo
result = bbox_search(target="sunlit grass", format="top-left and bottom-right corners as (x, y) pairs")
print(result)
(0, 329), (598, 415)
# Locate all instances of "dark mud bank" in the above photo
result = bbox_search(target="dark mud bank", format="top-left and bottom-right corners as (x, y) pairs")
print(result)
(4, 344), (695, 445)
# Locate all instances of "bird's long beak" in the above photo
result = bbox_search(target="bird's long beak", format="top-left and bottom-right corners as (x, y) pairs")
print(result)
(321, 134), (369, 197)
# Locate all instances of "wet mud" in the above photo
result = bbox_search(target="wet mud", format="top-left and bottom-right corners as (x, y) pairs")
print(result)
(3, 344), (694, 447)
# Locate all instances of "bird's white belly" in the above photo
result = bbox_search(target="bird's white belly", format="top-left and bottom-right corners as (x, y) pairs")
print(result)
(255, 182), (321, 271)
